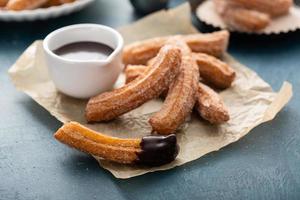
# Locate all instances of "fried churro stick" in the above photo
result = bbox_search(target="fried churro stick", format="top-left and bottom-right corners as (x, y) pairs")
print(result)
(196, 83), (229, 124)
(86, 44), (181, 122)
(0, 0), (8, 7)
(122, 30), (229, 65)
(223, 8), (270, 32)
(124, 66), (230, 124)
(214, 0), (271, 32)
(126, 52), (236, 90)
(184, 30), (229, 58)
(6, 0), (48, 10)
(44, 0), (75, 7)
(124, 67), (230, 124)
(55, 122), (179, 166)
(193, 53), (235, 89)
(229, 0), (292, 17)
(149, 39), (199, 134)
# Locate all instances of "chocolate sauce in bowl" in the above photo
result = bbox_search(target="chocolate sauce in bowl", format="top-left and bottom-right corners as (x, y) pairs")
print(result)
(53, 42), (114, 61)
(137, 134), (179, 166)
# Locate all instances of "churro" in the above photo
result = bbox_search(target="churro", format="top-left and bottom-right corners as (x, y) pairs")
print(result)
(44, 0), (75, 7)
(214, 0), (271, 32)
(193, 53), (235, 89)
(6, 0), (48, 10)
(122, 30), (229, 65)
(54, 122), (179, 166)
(124, 65), (230, 125)
(86, 44), (181, 122)
(229, 0), (292, 17)
(125, 52), (236, 90)
(196, 82), (229, 124)
(149, 39), (199, 134)
(0, 0), (8, 7)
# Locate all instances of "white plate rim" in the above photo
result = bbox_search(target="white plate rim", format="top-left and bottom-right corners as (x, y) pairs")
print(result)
(0, 0), (95, 21)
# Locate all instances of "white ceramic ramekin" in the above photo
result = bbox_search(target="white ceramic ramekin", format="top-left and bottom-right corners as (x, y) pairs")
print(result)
(43, 24), (124, 99)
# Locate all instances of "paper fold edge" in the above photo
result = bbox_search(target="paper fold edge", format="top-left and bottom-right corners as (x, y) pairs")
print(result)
(262, 82), (293, 122)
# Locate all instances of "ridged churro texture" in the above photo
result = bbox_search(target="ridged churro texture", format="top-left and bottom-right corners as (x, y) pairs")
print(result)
(122, 30), (229, 65)
(149, 39), (199, 134)
(229, 0), (293, 17)
(193, 53), (235, 89)
(214, 0), (271, 32)
(196, 83), (230, 124)
(54, 122), (141, 164)
(6, 0), (48, 10)
(86, 44), (181, 122)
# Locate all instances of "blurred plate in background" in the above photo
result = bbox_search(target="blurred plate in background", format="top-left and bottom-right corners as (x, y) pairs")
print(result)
(0, 0), (94, 22)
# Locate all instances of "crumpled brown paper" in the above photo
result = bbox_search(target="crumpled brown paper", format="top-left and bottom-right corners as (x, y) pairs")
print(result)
(196, 0), (300, 34)
(8, 3), (292, 179)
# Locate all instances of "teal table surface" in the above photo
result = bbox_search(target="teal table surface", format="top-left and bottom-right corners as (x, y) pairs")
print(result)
(0, 0), (299, 199)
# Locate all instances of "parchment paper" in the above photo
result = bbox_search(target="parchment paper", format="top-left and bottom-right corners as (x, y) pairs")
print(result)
(196, 0), (300, 34)
(8, 3), (293, 179)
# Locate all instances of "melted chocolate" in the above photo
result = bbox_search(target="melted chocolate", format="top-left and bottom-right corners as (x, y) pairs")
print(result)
(53, 42), (114, 61)
(137, 134), (179, 166)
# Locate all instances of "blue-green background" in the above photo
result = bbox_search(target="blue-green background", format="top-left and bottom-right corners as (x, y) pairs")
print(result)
(0, 0), (299, 199)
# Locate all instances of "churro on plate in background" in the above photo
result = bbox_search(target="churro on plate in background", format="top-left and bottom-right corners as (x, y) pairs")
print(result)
(213, 0), (293, 32)
(3, 0), (76, 10)
(0, 0), (8, 7)
(196, 0), (299, 34)
(44, 0), (75, 7)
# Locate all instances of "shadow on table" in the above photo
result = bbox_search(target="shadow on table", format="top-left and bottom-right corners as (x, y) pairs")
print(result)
(22, 98), (116, 178)
(22, 97), (61, 132)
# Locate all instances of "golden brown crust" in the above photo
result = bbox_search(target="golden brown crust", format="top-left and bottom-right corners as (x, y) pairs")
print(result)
(196, 83), (230, 124)
(54, 122), (141, 164)
(149, 39), (199, 134)
(224, 8), (270, 32)
(125, 65), (148, 84)
(122, 30), (230, 65)
(124, 66), (231, 125)
(123, 60), (232, 126)
(193, 53), (235, 89)
(229, 0), (292, 17)
(86, 44), (181, 122)
(125, 52), (236, 90)
(6, 0), (48, 10)
(44, 0), (75, 7)
(123, 37), (168, 65)
(0, 0), (8, 7)
(183, 30), (229, 58)
(214, 0), (271, 32)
